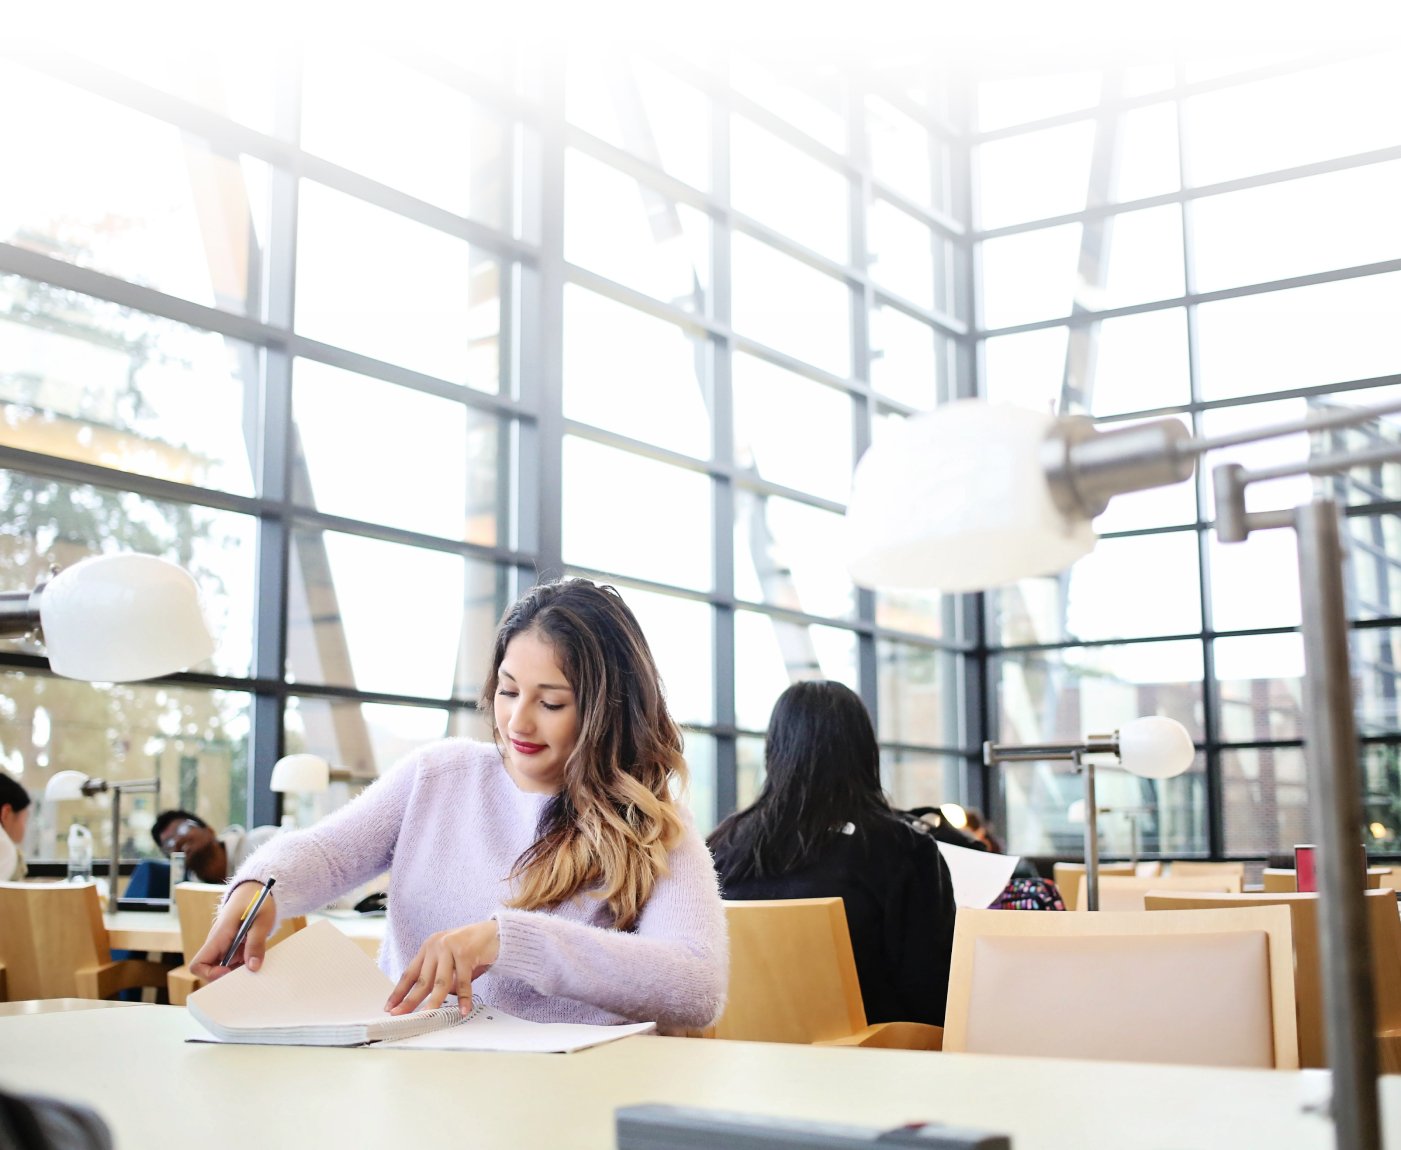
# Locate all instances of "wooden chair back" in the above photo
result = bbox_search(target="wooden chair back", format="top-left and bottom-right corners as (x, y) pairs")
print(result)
(706, 899), (939, 1048)
(1260, 868), (1384, 895)
(173, 883), (227, 962)
(712, 898), (867, 1044)
(1144, 889), (1401, 1070)
(1052, 861), (1135, 915)
(1080, 873), (1243, 911)
(944, 905), (1297, 1069)
(0, 882), (167, 1001)
(1167, 861), (1247, 881)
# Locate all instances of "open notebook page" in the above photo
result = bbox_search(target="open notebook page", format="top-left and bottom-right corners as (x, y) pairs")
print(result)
(187, 919), (461, 1040)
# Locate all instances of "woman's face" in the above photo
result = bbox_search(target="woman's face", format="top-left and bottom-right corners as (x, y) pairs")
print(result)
(494, 628), (580, 794)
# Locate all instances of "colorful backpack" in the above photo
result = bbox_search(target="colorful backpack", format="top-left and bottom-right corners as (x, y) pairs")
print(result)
(989, 877), (1067, 911)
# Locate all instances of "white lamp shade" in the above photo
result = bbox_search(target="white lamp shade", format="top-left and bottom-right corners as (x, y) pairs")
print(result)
(270, 754), (330, 794)
(44, 770), (91, 801)
(845, 400), (1097, 592)
(39, 554), (215, 682)
(1117, 716), (1195, 779)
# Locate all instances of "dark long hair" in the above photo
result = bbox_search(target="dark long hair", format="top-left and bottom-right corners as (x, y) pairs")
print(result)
(0, 775), (30, 816)
(482, 578), (688, 931)
(707, 680), (895, 880)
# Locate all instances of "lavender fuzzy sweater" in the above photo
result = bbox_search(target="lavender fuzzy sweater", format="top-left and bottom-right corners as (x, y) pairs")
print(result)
(230, 739), (727, 1030)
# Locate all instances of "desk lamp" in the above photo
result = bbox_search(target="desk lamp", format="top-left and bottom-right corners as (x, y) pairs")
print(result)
(985, 716), (1194, 910)
(11, 552), (213, 902)
(44, 770), (161, 899)
(847, 395), (1401, 1150)
(0, 553), (214, 682)
(270, 753), (330, 829)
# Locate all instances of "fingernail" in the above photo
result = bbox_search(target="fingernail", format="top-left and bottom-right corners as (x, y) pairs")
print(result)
(248, 957), (260, 971)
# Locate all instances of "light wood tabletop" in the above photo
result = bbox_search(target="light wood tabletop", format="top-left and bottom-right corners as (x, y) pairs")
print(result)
(0, 998), (141, 1018)
(0, 1004), (1389, 1149)
(103, 910), (386, 958)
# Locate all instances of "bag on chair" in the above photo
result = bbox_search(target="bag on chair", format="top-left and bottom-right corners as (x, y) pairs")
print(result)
(989, 877), (1066, 911)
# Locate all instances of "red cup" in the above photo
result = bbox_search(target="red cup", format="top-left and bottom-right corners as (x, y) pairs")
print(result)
(1295, 844), (1317, 892)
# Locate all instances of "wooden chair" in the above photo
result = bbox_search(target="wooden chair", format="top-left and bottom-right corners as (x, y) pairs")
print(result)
(706, 898), (942, 1049)
(1145, 889), (1401, 1071)
(1260, 868), (1385, 894)
(1052, 861), (1135, 915)
(1080, 872), (1243, 911)
(944, 906), (1297, 1069)
(0, 882), (170, 1001)
(167, 882), (306, 1005)
(1167, 861), (1247, 881)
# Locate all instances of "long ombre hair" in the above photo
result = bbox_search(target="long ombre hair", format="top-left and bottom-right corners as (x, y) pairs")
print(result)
(483, 579), (689, 931)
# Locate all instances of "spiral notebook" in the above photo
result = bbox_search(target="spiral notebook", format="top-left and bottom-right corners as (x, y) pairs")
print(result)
(185, 919), (655, 1051)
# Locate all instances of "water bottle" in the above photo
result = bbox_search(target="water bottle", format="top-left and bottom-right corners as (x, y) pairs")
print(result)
(66, 823), (93, 882)
(170, 850), (187, 889)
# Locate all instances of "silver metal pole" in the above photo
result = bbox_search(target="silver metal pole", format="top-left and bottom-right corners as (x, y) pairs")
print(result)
(1296, 499), (1381, 1150)
(1082, 754), (1099, 912)
(109, 785), (123, 902)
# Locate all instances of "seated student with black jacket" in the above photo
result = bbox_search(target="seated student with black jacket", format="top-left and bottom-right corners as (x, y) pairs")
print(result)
(707, 680), (957, 1027)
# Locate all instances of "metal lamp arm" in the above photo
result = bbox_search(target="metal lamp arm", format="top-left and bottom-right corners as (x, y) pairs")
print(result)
(983, 736), (1118, 765)
(1215, 440), (1401, 543)
(0, 587), (43, 640)
(1046, 392), (1401, 522)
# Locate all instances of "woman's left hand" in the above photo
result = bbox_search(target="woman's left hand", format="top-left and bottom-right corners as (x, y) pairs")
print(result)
(385, 920), (501, 1016)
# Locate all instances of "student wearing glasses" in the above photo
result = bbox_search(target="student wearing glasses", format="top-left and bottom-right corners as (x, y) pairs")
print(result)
(188, 579), (727, 1033)
(151, 811), (280, 884)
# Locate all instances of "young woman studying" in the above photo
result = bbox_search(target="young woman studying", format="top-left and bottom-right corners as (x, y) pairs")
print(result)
(707, 680), (956, 1026)
(190, 579), (728, 1032)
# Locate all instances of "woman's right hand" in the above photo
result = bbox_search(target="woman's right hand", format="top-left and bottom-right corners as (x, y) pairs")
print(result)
(188, 883), (278, 982)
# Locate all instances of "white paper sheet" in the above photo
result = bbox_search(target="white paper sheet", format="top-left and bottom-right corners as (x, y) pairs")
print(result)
(381, 1010), (655, 1052)
(937, 841), (1020, 908)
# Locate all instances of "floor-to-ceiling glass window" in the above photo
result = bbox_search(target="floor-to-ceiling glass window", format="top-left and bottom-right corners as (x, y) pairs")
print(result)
(974, 48), (1401, 862)
(0, 38), (974, 869)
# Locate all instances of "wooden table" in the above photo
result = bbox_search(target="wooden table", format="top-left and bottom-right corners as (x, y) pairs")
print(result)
(103, 910), (386, 958)
(0, 998), (140, 1018)
(0, 1004), (1389, 1149)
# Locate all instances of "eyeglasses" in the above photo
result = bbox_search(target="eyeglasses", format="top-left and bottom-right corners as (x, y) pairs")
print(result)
(158, 818), (201, 855)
